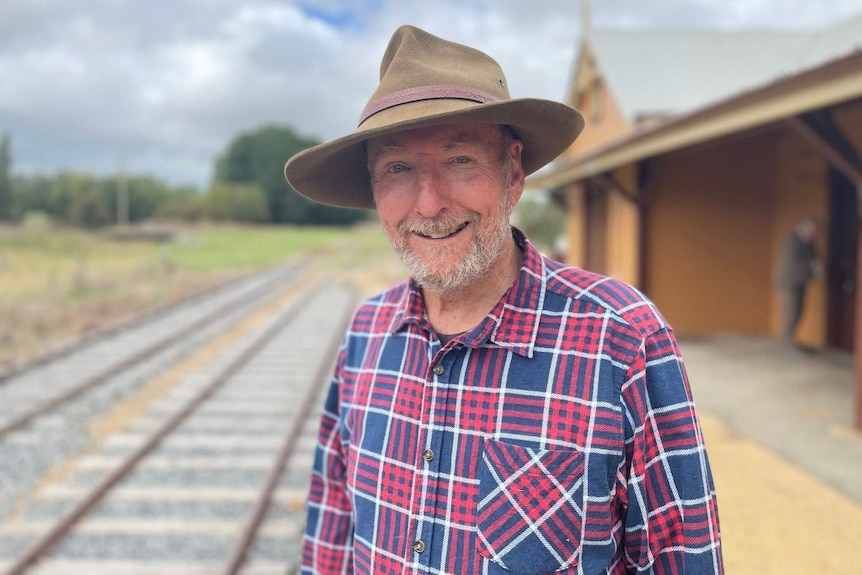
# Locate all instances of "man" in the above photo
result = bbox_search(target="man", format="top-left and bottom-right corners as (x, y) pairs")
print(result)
(285, 25), (723, 575)
(776, 218), (820, 348)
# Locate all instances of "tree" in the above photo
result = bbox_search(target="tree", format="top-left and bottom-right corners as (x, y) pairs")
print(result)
(214, 124), (366, 226)
(95, 175), (174, 224)
(208, 182), (270, 222)
(11, 170), (206, 227)
(67, 189), (111, 229)
(55, 173), (112, 228)
(0, 134), (12, 221)
(512, 192), (566, 255)
(154, 188), (208, 221)
(12, 174), (54, 220)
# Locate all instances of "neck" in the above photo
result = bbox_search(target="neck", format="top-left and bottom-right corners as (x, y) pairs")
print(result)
(423, 238), (523, 335)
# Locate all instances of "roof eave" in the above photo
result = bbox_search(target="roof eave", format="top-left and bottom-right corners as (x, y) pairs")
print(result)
(530, 49), (862, 190)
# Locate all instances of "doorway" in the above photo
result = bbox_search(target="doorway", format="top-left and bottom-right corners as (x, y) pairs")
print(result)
(827, 168), (858, 351)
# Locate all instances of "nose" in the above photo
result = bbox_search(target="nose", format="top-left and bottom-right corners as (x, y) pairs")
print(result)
(414, 165), (450, 218)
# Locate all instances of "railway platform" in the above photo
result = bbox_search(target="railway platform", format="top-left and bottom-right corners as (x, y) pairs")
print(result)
(681, 336), (862, 575)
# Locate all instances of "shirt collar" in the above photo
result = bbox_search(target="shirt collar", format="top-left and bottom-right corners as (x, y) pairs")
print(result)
(390, 227), (546, 359)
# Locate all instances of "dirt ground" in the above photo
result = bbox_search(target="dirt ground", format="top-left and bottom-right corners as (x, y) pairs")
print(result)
(0, 223), (396, 373)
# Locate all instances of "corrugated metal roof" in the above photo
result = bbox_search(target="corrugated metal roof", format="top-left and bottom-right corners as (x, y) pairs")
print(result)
(591, 13), (862, 121)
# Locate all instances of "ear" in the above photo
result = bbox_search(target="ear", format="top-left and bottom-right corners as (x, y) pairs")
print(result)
(507, 139), (525, 206)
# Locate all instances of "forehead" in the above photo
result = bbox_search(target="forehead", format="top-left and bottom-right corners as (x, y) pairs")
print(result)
(367, 123), (502, 155)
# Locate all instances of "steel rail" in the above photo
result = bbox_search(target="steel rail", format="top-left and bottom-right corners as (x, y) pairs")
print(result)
(0, 266), (298, 439)
(0, 265), (298, 384)
(1, 283), (321, 575)
(222, 289), (357, 575)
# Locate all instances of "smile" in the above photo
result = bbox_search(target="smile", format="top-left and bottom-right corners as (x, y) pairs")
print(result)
(413, 221), (469, 240)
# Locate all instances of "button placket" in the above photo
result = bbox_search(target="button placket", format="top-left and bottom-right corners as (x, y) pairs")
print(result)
(415, 348), (458, 568)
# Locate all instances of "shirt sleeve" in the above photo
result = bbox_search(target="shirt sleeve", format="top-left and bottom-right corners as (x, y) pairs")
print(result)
(301, 357), (355, 575)
(619, 326), (724, 574)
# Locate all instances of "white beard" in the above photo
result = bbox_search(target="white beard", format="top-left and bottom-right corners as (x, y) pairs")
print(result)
(384, 194), (513, 295)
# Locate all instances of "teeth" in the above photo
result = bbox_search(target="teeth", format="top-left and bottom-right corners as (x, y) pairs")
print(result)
(414, 221), (469, 239)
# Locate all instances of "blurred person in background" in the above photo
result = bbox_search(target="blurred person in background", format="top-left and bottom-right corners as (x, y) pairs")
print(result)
(285, 25), (723, 575)
(777, 217), (821, 349)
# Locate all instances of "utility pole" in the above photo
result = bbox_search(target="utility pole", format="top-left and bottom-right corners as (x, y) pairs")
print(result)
(117, 159), (129, 227)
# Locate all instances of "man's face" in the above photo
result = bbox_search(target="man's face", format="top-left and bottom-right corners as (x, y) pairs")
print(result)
(368, 123), (524, 294)
(800, 220), (818, 241)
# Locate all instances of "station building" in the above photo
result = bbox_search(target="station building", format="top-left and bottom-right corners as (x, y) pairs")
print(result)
(533, 14), (862, 426)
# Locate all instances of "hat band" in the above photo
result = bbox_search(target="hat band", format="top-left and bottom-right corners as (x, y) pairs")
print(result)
(359, 84), (499, 125)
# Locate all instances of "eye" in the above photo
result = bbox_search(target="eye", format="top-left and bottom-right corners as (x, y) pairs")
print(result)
(453, 156), (471, 164)
(388, 163), (408, 174)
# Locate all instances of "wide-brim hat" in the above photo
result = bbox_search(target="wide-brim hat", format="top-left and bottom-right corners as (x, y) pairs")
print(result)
(284, 25), (584, 210)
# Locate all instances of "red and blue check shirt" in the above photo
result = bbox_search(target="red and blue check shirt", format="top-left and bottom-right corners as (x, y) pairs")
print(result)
(303, 229), (723, 574)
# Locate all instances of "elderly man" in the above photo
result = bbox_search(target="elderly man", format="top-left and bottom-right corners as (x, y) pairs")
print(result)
(286, 25), (723, 575)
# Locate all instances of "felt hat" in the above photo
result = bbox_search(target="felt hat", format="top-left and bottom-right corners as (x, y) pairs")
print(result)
(284, 25), (584, 209)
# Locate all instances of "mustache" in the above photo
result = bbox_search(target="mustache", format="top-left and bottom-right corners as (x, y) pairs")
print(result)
(398, 213), (477, 236)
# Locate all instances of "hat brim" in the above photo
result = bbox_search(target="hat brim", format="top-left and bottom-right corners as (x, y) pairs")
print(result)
(284, 98), (584, 210)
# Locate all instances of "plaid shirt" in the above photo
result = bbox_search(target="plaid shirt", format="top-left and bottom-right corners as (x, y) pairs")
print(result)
(303, 229), (722, 575)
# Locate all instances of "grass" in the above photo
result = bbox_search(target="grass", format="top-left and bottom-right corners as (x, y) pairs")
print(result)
(0, 224), (347, 302)
(0, 222), (388, 366)
(167, 225), (345, 271)
(0, 226), (153, 304)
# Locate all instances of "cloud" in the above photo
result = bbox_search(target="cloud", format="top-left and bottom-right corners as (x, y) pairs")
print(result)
(0, 0), (860, 188)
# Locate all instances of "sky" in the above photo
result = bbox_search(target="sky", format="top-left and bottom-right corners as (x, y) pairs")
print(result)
(1, 0), (861, 189)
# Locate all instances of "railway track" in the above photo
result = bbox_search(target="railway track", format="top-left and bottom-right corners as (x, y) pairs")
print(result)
(0, 266), (301, 438)
(0, 269), (353, 575)
(0, 266), (357, 573)
(0, 265), (305, 522)
(0, 268), (294, 385)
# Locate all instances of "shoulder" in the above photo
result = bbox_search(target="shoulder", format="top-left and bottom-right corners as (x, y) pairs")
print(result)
(541, 258), (668, 339)
(515, 230), (668, 340)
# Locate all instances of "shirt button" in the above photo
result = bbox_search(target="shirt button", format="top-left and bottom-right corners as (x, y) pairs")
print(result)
(422, 449), (434, 462)
(432, 364), (444, 376)
(413, 539), (426, 553)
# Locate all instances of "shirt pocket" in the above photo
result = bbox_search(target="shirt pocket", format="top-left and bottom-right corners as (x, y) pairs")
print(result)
(476, 438), (585, 575)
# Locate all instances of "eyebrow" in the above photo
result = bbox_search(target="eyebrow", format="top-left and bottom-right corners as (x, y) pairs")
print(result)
(441, 132), (482, 150)
(367, 143), (403, 169)
(371, 143), (404, 156)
